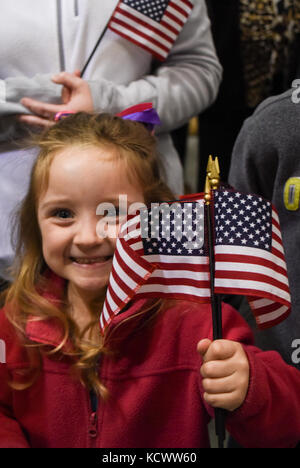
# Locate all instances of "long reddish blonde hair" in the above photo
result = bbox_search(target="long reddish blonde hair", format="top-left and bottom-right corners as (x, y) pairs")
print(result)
(5, 112), (174, 397)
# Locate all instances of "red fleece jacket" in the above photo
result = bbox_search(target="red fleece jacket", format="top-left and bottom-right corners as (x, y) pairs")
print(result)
(0, 274), (300, 448)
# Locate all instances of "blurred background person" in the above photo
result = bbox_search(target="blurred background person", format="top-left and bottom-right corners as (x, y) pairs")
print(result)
(229, 86), (300, 371)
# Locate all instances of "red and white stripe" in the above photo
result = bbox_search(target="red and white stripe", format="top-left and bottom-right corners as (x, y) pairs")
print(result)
(100, 211), (210, 334)
(214, 208), (291, 329)
(100, 240), (155, 334)
(108, 0), (194, 61)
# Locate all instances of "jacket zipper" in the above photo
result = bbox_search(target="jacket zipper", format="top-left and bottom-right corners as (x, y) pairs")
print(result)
(88, 390), (98, 439)
(74, 0), (79, 17)
(56, 0), (65, 71)
(89, 411), (98, 439)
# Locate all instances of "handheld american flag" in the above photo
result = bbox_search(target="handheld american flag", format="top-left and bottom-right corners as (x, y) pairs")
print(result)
(100, 198), (209, 333)
(213, 189), (291, 329)
(100, 190), (291, 334)
(108, 0), (194, 61)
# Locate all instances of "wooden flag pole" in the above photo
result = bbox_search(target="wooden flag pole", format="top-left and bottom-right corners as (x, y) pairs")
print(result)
(204, 156), (226, 448)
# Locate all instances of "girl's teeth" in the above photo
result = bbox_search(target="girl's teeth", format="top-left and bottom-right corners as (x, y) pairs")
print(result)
(73, 257), (109, 264)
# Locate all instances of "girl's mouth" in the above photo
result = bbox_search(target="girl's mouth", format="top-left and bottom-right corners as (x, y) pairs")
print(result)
(70, 256), (112, 265)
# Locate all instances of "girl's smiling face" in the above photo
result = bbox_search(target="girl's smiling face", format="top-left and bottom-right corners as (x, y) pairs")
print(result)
(37, 145), (145, 301)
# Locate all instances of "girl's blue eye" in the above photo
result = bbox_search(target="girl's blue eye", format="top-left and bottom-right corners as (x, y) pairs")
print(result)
(53, 209), (73, 219)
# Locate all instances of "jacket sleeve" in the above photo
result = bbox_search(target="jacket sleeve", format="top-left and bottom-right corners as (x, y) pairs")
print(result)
(0, 74), (62, 116)
(0, 312), (30, 448)
(0, 74), (62, 143)
(227, 344), (300, 448)
(88, 0), (222, 133)
(219, 304), (300, 448)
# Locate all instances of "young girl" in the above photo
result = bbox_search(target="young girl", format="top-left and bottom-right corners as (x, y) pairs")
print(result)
(0, 112), (300, 448)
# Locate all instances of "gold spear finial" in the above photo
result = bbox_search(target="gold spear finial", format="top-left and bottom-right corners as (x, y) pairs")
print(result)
(204, 174), (212, 204)
(204, 155), (221, 205)
(210, 156), (220, 190)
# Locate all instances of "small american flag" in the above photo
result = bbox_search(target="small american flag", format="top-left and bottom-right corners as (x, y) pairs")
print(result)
(108, 0), (194, 61)
(213, 190), (291, 329)
(100, 198), (209, 334)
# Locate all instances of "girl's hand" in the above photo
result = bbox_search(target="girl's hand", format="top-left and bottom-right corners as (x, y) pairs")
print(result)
(197, 339), (250, 412)
(18, 71), (94, 129)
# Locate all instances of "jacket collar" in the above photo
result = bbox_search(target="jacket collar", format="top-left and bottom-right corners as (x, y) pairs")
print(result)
(25, 269), (66, 348)
(25, 269), (149, 349)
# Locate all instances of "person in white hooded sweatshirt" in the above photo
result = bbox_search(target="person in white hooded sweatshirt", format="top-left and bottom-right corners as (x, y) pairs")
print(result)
(0, 0), (221, 283)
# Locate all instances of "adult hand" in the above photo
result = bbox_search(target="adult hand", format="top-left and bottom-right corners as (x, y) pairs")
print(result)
(197, 338), (250, 412)
(18, 71), (94, 129)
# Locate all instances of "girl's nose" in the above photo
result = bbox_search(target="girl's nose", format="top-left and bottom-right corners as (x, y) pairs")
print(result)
(73, 217), (103, 248)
